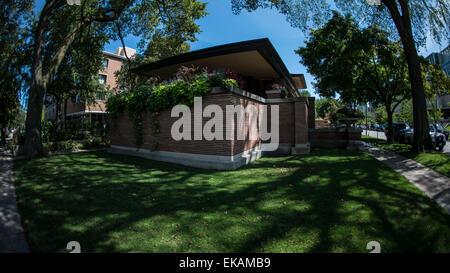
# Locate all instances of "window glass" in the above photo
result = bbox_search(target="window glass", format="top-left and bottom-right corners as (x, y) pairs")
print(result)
(96, 92), (106, 101)
(98, 74), (107, 85)
(102, 59), (109, 69)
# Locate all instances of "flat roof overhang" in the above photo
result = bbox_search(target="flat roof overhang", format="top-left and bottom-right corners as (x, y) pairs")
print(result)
(131, 38), (305, 96)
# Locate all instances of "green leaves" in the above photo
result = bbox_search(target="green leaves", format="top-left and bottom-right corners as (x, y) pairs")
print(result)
(0, 0), (32, 128)
(296, 12), (410, 108)
(107, 71), (217, 147)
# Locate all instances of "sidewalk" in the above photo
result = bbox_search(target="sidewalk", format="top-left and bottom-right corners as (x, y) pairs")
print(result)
(0, 141), (29, 253)
(361, 143), (450, 214)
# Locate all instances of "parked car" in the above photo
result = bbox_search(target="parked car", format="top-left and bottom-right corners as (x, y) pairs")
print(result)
(404, 124), (446, 151)
(378, 124), (388, 132)
(434, 123), (449, 141)
(384, 122), (412, 142)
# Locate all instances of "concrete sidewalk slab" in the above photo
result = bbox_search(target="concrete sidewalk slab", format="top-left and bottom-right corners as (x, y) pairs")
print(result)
(361, 143), (450, 214)
(0, 144), (29, 253)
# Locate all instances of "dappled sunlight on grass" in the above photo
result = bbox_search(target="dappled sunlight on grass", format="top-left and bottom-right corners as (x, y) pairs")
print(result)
(14, 149), (450, 253)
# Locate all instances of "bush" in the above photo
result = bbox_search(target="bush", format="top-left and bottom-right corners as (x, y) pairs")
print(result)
(43, 137), (108, 153)
(208, 73), (225, 87)
(41, 119), (105, 143)
(43, 140), (81, 153)
(222, 78), (238, 89)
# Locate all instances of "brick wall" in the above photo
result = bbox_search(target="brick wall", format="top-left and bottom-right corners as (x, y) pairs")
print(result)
(100, 55), (123, 90)
(309, 128), (362, 148)
(110, 91), (312, 157)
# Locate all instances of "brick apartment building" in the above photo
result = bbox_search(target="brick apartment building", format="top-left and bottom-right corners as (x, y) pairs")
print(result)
(44, 46), (136, 124)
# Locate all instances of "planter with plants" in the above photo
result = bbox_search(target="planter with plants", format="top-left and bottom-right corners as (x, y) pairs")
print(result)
(330, 107), (364, 127)
(107, 67), (244, 148)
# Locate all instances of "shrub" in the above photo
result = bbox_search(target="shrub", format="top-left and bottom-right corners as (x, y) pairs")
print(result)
(225, 72), (246, 89)
(222, 78), (238, 89)
(43, 140), (81, 153)
(208, 73), (225, 87)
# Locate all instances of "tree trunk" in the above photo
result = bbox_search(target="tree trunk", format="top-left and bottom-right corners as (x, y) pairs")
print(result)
(402, 40), (430, 152)
(23, 0), (57, 158)
(1, 125), (5, 144)
(63, 98), (68, 130)
(386, 107), (394, 143)
(23, 0), (85, 157)
(382, 0), (431, 153)
(23, 83), (45, 157)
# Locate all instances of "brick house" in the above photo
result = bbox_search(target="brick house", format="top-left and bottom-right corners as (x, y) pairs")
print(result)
(109, 39), (322, 170)
(44, 46), (136, 125)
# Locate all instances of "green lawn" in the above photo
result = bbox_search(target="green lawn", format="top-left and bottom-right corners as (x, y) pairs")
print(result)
(14, 149), (450, 253)
(362, 135), (450, 177)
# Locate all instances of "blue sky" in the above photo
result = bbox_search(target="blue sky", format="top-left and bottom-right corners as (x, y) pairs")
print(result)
(36, 0), (447, 97)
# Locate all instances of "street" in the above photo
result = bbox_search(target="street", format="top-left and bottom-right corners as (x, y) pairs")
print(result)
(362, 130), (450, 154)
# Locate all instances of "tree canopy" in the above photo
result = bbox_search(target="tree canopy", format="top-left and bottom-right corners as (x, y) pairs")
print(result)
(115, 32), (192, 91)
(231, 0), (448, 47)
(421, 58), (450, 123)
(296, 12), (411, 141)
(231, 0), (449, 151)
(21, 0), (208, 157)
(44, 22), (110, 119)
(315, 98), (342, 120)
(0, 0), (32, 132)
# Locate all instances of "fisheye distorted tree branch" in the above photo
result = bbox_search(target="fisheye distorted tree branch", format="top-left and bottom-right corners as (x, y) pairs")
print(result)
(232, 0), (449, 153)
(22, 0), (207, 157)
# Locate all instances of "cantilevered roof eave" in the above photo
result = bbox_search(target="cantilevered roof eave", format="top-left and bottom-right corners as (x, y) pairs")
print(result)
(131, 38), (299, 95)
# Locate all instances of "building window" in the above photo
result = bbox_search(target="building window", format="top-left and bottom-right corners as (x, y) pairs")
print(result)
(102, 59), (109, 69)
(98, 74), (107, 85)
(95, 91), (106, 101)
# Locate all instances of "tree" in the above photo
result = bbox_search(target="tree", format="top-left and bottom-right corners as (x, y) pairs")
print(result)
(44, 24), (109, 122)
(0, 0), (33, 142)
(143, 33), (191, 63)
(23, 0), (207, 157)
(394, 99), (414, 125)
(296, 12), (410, 142)
(421, 58), (450, 123)
(231, 0), (449, 152)
(297, 90), (311, 97)
(374, 106), (388, 125)
(315, 98), (342, 119)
